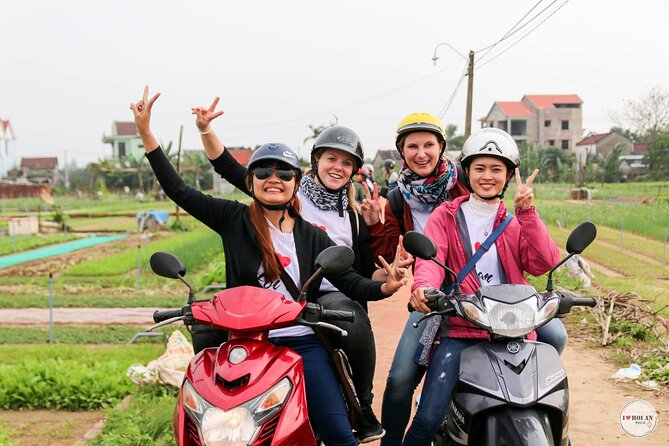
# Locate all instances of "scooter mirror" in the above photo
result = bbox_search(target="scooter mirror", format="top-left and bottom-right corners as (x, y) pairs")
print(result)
(150, 251), (187, 279)
(315, 246), (355, 275)
(566, 221), (597, 254)
(403, 231), (437, 260)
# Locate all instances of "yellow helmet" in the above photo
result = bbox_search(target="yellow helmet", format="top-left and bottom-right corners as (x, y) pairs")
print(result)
(395, 112), (446, 150)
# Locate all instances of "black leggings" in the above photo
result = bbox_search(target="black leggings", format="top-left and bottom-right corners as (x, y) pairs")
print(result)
(190, 292), (376, 407)
(317, 292), (376, 408)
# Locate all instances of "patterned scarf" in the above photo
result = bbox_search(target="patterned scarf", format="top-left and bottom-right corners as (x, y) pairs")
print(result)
(300, 175), (349, 213)
(397, 157), (458, 213)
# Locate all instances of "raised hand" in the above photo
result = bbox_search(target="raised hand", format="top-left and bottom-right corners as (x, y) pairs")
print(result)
(514, 168), (538, 210)
(191, 96), (224, 133)
(379, 240), (410, 296)
(129, 85), (160, 136)
(360, 181), (381, 226)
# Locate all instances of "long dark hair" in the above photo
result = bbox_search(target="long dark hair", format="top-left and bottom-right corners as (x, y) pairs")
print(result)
(246, 163), (302, 283)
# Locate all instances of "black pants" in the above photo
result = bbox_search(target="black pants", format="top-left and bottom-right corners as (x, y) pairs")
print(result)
(190, 292), (376, 408)
(317, 292), (376, 408)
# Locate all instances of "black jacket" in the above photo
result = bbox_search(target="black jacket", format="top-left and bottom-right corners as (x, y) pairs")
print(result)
(147, 147), (386, 302)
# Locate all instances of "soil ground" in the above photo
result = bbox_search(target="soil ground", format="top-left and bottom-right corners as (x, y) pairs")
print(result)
(1, 286), (669, 445)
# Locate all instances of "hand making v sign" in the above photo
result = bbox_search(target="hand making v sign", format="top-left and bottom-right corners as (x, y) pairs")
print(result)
(514, 167), (539, 210)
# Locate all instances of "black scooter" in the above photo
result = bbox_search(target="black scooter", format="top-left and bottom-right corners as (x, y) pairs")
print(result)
(404, 221), (598, 446)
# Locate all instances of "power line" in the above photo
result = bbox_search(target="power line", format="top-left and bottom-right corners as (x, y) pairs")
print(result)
(438, 63), (469, 120)
(478, 0), (571, 70)
(476, 0), (549, 62)
(219, 62), (463, 132)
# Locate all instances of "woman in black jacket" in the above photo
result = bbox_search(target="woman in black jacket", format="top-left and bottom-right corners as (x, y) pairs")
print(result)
(131, 87), (406, 445)
(190, 97), (402, 443)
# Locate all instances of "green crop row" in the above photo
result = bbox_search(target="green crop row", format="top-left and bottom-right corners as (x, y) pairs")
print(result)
(535, 199), (669, 241)
(0, 326), (188, 344)
(0, 344), (163, 410)
(0, 234), (80, 256)
(90, 385), (177, 446)
(63, 225), (221, 276)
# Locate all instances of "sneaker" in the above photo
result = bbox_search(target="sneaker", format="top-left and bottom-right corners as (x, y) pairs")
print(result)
(355, 406), (386, 443)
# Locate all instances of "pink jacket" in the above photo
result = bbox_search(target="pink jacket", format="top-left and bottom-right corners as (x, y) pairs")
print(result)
(412, 195), (560, 339)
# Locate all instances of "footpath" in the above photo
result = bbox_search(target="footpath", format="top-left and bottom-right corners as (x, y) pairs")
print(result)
(2, 286), (669, 444)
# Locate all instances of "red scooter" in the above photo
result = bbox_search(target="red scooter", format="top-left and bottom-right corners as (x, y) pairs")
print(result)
(147, 246), (357, 446)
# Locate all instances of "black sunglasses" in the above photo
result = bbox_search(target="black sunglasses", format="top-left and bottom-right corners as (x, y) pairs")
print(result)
(253, 167), (296, 182)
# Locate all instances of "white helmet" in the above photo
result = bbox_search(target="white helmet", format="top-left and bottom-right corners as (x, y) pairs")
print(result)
(460, 127), (520, 170)
(362, 163), (374, 176)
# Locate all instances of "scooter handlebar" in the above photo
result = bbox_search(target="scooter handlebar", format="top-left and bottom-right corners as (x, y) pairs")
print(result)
(321, 309), (355, 323)
(153, 309), (183, 323)
(572, 296), (597, 307)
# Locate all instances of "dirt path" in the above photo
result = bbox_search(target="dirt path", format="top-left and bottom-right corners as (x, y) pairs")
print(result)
(2, 289), (669, 444)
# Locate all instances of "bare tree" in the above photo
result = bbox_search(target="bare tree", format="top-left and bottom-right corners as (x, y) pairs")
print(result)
(611, 85), (669, 143)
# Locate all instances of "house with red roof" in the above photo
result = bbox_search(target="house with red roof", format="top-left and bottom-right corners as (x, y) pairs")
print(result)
(19, 157), (59, 184)
(102, 121), (144, 160)
(481, 94), (583, 153)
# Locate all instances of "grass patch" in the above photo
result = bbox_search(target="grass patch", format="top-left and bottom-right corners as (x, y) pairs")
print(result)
(0, 418), (17, 446)
(0, 344), (164, 410)
(0, 234), (79, 256)
(63, 226), (220, 276)
(0, 325), (190, 344)
(68, 216), (138, 232)
(0, 292), (184, 309)
(90, 385), (177, 446)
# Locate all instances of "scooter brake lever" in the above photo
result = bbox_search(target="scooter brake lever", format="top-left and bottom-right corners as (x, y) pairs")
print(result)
(412, 310), (450, 328)
(146, 315), (185, 332)
(315, 322), (348, 337)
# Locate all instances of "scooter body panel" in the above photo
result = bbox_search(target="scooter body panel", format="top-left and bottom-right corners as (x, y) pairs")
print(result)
(191, 286), (306, 333)
(445, 341), (569, 445)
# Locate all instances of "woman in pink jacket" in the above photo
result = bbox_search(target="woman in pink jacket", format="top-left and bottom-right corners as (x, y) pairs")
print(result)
(402, 128), (560, 445)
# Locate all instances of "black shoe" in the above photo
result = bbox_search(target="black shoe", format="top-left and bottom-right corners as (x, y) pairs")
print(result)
(355, 406), (386, 443)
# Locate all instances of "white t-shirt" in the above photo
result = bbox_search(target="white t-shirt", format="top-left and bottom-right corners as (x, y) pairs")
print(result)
(297, 189), (352, 293)
(411, 207), (432, 234)
(257, 221), (313, 338)
(461, 197), (502, 287)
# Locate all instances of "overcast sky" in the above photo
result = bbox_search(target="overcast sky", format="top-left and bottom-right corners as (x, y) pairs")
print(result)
(1, 0), (668, 167)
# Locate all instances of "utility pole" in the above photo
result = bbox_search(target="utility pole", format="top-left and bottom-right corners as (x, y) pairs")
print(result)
(464, 50), (475, 139)
(64, 150), (70, 190)
(175, 125), (183, 223)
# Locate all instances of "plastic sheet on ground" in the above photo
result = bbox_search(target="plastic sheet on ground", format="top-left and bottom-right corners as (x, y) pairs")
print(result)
(127, 330), (194, 387)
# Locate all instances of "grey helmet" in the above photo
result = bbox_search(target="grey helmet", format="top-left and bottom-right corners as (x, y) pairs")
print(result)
(311, 125), (364, 171)
(248, 143), (301, 171)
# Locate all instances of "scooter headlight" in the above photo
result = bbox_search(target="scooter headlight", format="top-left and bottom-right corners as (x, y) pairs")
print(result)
(484, 297), (538, 337)
(459, 301), (490, 327)
(252, 377), (292, 422)
(201, 407), (255, 446)
(536, 297), (559, 328)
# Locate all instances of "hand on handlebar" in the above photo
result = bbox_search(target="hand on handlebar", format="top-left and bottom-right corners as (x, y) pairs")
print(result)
(409, 287), (433, 314)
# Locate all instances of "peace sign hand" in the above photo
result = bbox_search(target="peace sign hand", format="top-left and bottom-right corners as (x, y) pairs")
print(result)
(191, 96), (225, 133)
(130, 85), (161, 136)
(360, 181), (381, 226)
(379, 240), (410, 297)
(514, 168), (538, 210)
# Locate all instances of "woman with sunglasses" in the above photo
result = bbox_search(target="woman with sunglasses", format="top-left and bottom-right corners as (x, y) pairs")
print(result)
(191, 97), (397, 443)
(131, 86), (407, 445)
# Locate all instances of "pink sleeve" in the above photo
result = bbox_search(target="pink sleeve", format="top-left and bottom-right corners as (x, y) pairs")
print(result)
(515, 206), (560, 276)
(411, 208), (449, 292)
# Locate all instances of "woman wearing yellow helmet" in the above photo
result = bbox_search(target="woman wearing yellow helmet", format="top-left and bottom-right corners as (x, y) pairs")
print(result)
(358, 112), (469, 446)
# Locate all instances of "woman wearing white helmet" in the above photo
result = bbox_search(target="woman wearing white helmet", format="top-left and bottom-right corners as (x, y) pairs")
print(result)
(402, 127), (560, 445)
